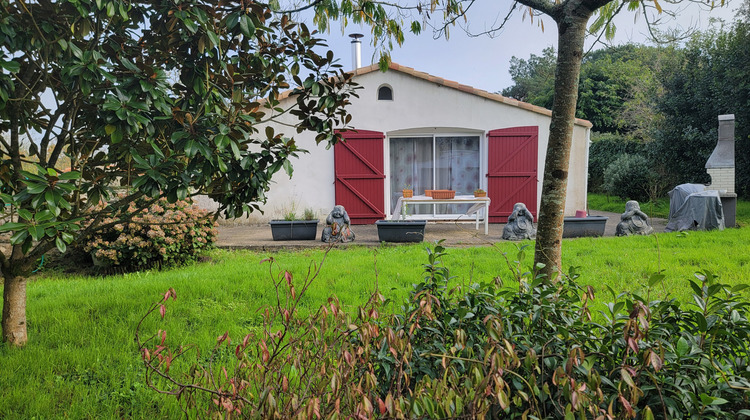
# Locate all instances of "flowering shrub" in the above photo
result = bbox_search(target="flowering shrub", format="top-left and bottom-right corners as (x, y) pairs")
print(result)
(84, 198), (217, 269)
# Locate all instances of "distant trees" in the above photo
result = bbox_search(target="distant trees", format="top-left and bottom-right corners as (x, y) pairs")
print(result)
(501, 47), (556, 107)
(503, 44), (669, 139)
(654, 10), (750, 197)
(502, 10), (750, 200)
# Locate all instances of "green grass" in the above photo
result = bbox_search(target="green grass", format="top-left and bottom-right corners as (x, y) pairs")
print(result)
(1, 228), (749, 418)
(588, 192), (750, 226)
(588, 193), (671, 218)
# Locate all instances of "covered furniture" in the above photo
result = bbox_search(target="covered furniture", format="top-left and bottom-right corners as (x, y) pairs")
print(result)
(666, 185), (725, 232)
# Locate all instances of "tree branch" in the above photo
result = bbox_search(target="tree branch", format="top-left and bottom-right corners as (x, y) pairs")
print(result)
(583, 0), (626, 56)
(515, 0), (560, 20)
(272, 0), (327, 14)
(464, 2), (520, 38)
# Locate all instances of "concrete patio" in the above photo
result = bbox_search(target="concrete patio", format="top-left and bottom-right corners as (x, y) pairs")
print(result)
(216, 210), (668, 251)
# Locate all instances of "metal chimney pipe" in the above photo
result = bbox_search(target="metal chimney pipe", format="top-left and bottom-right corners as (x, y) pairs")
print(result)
(349, 33), (363, 70)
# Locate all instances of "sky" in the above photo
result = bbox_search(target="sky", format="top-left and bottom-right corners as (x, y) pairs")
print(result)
(296, 0), (741, 93)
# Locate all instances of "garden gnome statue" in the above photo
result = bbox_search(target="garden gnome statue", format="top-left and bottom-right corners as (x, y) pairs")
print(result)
(502, 202), (536, 240)
(321, 205), (355, 243)
(615, 200), (654, 236)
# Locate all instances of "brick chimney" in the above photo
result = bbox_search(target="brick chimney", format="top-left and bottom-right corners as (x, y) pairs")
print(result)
(705, 114), (735, 193)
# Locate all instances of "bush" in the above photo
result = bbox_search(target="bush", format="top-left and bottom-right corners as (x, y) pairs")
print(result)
(602, 153), (654, 202)
(138, 244), (750, 419)
(588, 133), (648, 193)
(84, 197), (217, 270)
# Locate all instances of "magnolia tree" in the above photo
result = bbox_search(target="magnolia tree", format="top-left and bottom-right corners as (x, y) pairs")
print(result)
(302, 0), (721, 280)
(0, 0), (356, 346)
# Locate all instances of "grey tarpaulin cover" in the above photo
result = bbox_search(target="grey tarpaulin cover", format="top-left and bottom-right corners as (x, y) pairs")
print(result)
(666, 185), (725, 232)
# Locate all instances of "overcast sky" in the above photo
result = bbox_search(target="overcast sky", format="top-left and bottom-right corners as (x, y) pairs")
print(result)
(298, 0), (741, 93)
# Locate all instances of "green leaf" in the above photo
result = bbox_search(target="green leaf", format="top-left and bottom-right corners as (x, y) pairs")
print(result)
(26, 183), (47, 194)
(226, 13), (239, 30)
(29, 225), (45, 241)
(239, 14), (255, 37)
(0, 222), (27, 232)
(111, 128), (123, 143)
(206, 31), (220, 49)
(230, 140), (241, 159)
(55, 236), (67, 253)
(699, 394), (714, 405)
(118, 2), (129, 20)
(35, 211), (54, 223)
(10, 229), (28, 245)
(676, 336), (690, 357)
(58, 171), (81, 180)
(45, 190), (57, 207)
(0, 60), (20, 73)
(62, 232), (75, 243)
(17, 208), (32, 221)
(648, 273), (665, 288)
(695, 313), (708, 333)
(731, 284), (750, 293)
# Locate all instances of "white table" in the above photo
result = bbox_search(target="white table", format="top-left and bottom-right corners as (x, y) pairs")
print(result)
(391, 195), (491, 235)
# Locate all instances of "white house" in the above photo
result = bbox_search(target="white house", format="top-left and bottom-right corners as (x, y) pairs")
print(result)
(246, 62), (592, 224)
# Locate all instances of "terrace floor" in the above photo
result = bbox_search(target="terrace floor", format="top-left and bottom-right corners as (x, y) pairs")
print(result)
(216, 210), (669, 251)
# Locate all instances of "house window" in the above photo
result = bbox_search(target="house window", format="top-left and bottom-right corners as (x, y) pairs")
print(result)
(377, 85), (393, 101)
(389, 135), (480, 216)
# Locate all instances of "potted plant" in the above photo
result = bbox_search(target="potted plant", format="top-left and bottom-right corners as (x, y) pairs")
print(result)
(473, 188), (487, 197)
(402, 184), (413, 198)
(375, 219), (427, 242)
(562, 214), (609, 238)
(269, 207), (319, 240)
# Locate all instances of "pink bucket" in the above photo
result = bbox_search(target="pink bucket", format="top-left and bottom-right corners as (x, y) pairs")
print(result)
(575, 210), (588, 218)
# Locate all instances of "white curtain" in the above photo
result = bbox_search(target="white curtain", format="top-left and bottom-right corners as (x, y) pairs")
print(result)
(390, 137), (432, 214)
(390, 135), (480, 216)
(436, 136), (480, 214)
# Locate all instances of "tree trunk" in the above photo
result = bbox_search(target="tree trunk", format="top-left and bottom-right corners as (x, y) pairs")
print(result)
(533, 12), (591, 281)
(2, 274), (28, 346)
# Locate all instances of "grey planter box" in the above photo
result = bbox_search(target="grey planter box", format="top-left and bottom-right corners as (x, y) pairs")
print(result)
(269, 220), (319, 241)
(562, 216), (608, 238)
(375, 220), (427, 242)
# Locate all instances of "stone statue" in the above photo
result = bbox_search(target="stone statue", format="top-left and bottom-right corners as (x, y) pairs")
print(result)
(502, 202), (536, 240)
(616, 200), (654, 236)
(321, 205), (355, 243)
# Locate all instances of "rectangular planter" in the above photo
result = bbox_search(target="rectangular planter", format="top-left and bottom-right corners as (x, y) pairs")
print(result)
(562, 216), (609, 238)
(269, 220), (319, 241)
(375, 220), (427, 243)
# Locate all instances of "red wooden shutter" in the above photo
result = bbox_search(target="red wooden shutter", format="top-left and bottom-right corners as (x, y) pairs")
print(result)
(487, 127), (538, 223)
(334, 130), (386, 224)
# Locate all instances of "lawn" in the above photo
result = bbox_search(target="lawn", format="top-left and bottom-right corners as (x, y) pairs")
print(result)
(588, 192), (750, 227)
(1, 228), (749, 417)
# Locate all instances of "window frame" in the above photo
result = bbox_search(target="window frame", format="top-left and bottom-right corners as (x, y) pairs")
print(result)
(384, 130), (487, 219)
(377, 84), (394, 101)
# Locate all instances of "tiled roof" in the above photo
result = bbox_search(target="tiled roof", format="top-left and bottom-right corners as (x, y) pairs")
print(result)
(353, 62), (592, 128)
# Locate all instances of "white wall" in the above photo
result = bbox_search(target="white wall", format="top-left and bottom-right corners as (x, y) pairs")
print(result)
(236, 67), (590, 222)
